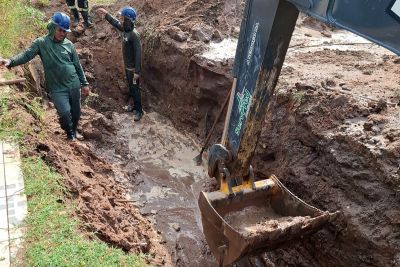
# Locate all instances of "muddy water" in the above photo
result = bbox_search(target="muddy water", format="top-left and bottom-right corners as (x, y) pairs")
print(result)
(108, 111), (217, 266)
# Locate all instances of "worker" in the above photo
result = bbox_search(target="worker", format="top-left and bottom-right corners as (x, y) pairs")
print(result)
(0, 12), (90, 141)
(96, 6), (143, 121)
(66, 0), (93, 28)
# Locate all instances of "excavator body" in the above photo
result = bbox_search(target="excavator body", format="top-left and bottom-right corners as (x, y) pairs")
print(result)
(198, 0), (400, 265)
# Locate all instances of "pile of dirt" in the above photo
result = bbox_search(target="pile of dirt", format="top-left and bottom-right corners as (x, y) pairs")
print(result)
(224, 205), (312, 236)
(23, 107), (172, 265)
(252, 87), (400, 266)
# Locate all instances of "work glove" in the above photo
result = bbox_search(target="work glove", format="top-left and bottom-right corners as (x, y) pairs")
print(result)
(0, 58), (11, 67)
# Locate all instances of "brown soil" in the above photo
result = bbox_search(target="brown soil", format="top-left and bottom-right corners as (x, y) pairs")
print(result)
(8, 0), (400, 266)
(224, 205), (312, 236)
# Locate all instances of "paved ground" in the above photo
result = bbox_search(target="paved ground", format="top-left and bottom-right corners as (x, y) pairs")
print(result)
(0, 142), (27, 267)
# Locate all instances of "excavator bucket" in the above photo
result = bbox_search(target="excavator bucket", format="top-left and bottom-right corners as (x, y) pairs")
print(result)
(198, 176), (338, 265)
(199, 0), (399, 264)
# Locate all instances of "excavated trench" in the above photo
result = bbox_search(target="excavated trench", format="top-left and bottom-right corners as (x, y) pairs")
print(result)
(80, 26), (400, 266)
(81, 70), (400, 267)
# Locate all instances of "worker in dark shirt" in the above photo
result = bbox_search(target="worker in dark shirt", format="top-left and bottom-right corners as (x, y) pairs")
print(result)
(97, 6), (143, 121)
(0, 12), (90, 141)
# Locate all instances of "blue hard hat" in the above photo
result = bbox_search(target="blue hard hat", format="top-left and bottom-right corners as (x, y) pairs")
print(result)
(119, 6), (137, 21)
(51, 12), (71, 32)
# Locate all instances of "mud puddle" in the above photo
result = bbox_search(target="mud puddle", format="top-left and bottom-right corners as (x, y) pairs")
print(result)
(94, 111), (216, 266)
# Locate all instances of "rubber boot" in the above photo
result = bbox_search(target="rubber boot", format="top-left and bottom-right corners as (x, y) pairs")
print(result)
(74, 131), (84, 140)
(81, 11), (93, 28)
(67, 130), (77, 141)
(134, 111), (143, 121)
(72, 125), (84, 140)
(71, 8), (80, 26)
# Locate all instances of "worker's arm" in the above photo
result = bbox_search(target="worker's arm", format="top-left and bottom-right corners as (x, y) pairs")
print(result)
(71, 45), (90, 95)
(8, 38), (41, 67)
(96, 8), (123, 31)
(105, 13), (123, 31)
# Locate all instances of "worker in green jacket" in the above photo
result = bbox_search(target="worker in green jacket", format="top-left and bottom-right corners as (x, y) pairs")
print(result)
(0, 12), (90, 141)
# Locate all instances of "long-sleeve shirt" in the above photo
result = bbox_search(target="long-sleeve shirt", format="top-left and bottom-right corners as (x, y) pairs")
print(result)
(105, 13), (142, 73)
(9, 26), (88, 92)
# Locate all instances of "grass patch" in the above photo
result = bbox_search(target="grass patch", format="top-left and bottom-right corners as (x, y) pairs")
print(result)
(18, 96), (45, 121)
(0, 0), (46, 57)
(292, 91), (307, 103)
(3, 71), (16, 80)
(0, 86), (45, 140)
(22, 158), (147, 267)
(0, 87), (24, 140)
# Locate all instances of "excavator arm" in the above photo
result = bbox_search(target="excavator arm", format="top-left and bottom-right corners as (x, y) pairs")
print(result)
(209, 0), (299, 190)
(211, 0), (400, 191)
(199, 0), (400, 265)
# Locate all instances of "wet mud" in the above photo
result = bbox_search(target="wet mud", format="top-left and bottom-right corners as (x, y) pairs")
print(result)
(92, 112), (216, 266)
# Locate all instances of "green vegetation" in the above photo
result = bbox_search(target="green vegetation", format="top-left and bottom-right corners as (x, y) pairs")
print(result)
(292, 90), (307, 103)
(3, 71), (16, 80)
(83, 91), (100, 107)
(0, 86), (45, 140)
(0, 87), (24, 140)
(22, 158), (146, 267)
(0, 0), (46, 57)
(0, 0), (117, 56)
(19, 96), (45, 121)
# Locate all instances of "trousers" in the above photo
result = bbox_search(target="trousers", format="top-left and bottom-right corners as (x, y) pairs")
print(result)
(66, 0), (89, 11)
(125, 68), (143, 113)
(51, 88), (81, 135)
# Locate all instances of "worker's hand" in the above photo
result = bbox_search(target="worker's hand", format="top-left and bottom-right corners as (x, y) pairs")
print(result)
(133, 73), (140, 80)
(96, 8), (108, 17)
(81, 86), (90, 96)
(0, 58), (11, 68)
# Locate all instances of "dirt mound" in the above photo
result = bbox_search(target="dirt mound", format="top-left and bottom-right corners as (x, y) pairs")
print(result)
(25, 108), (171, 265)
(253, 88), (400, 266)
